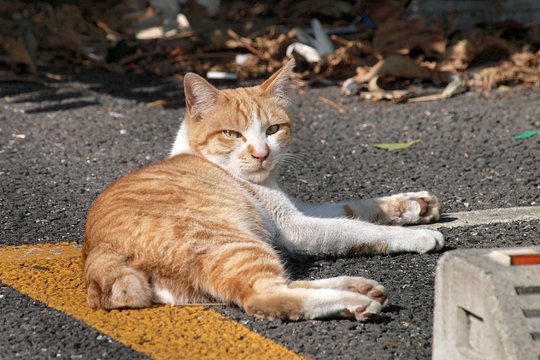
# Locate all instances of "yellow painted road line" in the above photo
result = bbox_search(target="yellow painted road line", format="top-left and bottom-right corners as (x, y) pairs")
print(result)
(0, 243), (302, 360)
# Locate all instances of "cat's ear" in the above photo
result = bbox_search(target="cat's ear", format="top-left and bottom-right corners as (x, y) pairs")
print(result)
(184, 73), (219, 119)
(259, 58), (295, 106)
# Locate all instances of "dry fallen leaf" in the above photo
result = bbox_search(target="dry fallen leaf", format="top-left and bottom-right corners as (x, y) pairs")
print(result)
(318, 96), (346, 113)
(372, 140), (420, 151)
(475, 50), (540, 90)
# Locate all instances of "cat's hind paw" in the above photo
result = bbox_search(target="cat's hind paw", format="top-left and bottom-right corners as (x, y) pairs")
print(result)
(291, 276), (389, 307)
(342, 299), (382, 321)
(342, 277), (388, 307)
(314, 292), (382, 321)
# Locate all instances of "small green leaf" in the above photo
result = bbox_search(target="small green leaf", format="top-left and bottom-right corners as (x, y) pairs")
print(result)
(513, 130), (537, 139)
(372, 140), (420, 151)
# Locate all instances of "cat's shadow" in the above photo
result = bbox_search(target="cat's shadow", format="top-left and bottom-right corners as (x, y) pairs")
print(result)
(349, 305), (403, 325)
(281, 252), (315, 280)
(436, 215), (459, 224)
(279, 246), (368, 280)
(280, 251), (389, 280)
(277, 305), (402, 325)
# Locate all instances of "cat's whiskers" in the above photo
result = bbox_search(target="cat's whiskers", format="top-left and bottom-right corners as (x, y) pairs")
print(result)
(274, 153), (300, 167)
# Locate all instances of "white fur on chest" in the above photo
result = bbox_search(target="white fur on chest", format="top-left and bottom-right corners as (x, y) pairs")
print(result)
(170, 121), (191, 156)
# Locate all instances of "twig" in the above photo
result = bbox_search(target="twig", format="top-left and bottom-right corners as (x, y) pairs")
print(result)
(96, 20), (121, 41)
(145, 99), (183, 108)
(407, 79), (468, 103)
(145, 99), (170, 109)
(318, 96), (347, 113)
(226, 29), (267, 60)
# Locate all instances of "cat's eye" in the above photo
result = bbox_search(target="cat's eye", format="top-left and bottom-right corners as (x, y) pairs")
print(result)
(223, 130), (241, 138)
(266, 124), (280, 136)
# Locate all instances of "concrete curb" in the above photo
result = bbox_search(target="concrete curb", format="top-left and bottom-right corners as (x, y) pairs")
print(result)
(420, 206), (540, 229)
(433, 246), (540, 359)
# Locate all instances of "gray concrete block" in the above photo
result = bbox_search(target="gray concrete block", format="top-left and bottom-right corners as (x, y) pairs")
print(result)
(433, 247), (540, 360)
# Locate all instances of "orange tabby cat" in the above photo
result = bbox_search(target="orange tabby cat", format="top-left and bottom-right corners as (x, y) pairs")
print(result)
(82, 59), (443, 321)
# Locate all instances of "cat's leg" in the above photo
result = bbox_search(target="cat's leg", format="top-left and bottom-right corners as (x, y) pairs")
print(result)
(84, 246), (153, 310)
(252, 184), (444, 256)
(184, 237), (383, 321)
(290, 276), (388, 306)
(245, 278), (382, 321)
(279, 215), (444, 256)
(291, 191), (441, 225)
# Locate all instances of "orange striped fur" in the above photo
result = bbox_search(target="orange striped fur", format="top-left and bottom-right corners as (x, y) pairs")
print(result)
(83, 154), (284, 310)
(83, 60), (307, 318)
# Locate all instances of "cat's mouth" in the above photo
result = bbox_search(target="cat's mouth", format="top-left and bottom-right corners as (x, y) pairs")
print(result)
(249, 159), (273, 172)
(242, 160), (274, 179)
(246, 165), (269, 174)
(242, 166), (272, 183)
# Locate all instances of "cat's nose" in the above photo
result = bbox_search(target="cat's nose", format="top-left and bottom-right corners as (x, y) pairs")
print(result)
(251, 151), (269, 162)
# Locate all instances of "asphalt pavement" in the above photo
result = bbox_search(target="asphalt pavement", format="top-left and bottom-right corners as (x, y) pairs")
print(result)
(1, 68), (539, 359)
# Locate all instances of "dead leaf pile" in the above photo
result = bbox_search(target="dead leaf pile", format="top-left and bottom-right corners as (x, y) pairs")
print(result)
(474, 50), (540, 90)
(0, 0), (538, 100)
(373, 17), (446, 57)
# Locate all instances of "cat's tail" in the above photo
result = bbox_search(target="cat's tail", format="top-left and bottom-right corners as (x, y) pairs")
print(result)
(83, 245), (153, 310)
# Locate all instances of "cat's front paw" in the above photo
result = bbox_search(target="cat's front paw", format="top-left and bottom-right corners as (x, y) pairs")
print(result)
(383, 191), (441, 225)
(388, 228), (444, 254)
(413, 229), (444, 253)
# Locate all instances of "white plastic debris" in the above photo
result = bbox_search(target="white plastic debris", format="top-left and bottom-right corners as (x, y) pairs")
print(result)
(136, 27), (164, 40)
(206, 71), (237, 80)
(310, 19), (334, 56)
(176, 13), (190, 30)
(235, 54), (249, 65)
(286, 43), (321, 63)
(341, 77), (360, 96)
